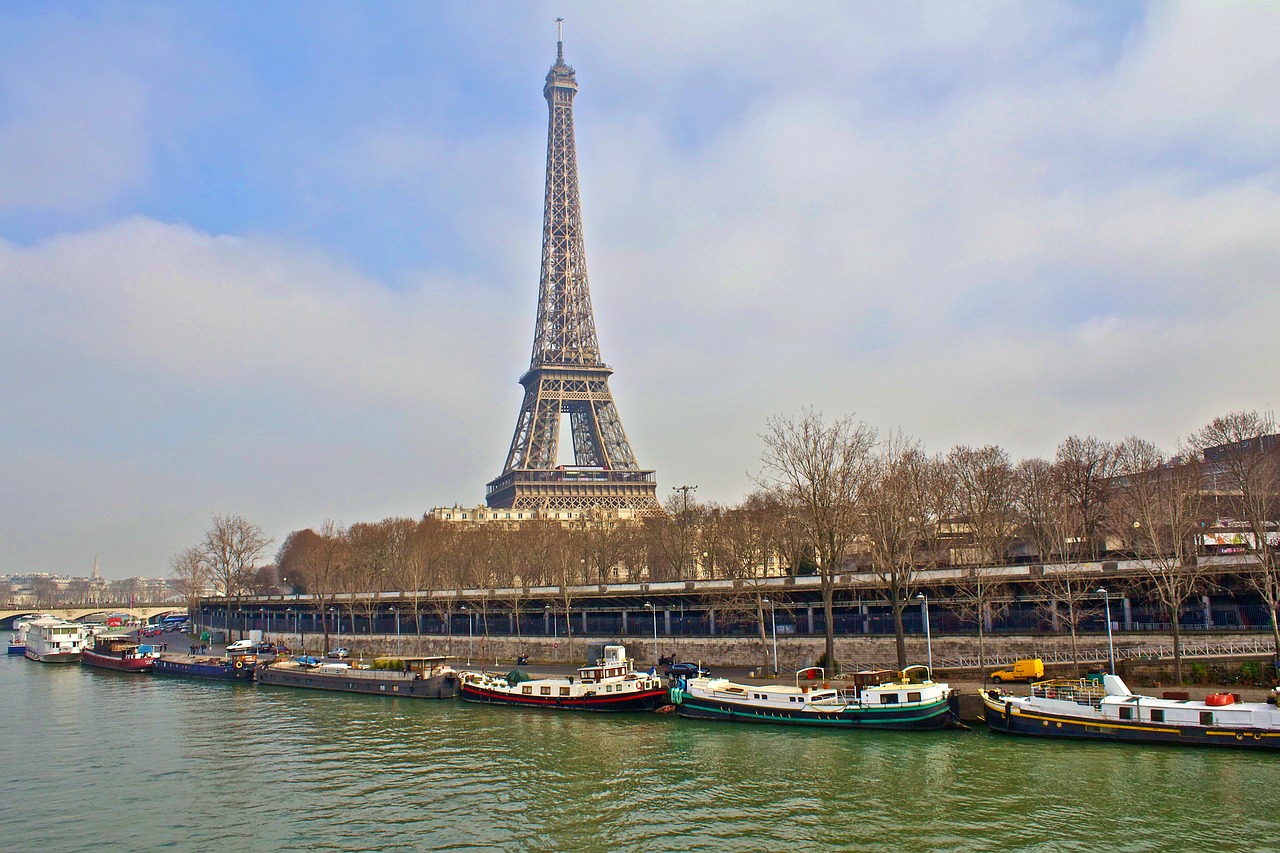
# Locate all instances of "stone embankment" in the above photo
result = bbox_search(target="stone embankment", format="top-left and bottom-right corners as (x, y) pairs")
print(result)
(254, 628), (1277, 681)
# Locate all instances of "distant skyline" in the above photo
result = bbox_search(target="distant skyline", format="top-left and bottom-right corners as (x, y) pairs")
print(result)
(3, 2), (1278, 579)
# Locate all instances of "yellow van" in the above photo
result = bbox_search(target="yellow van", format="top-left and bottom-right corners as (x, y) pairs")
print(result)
(990, 658), (1044, 683)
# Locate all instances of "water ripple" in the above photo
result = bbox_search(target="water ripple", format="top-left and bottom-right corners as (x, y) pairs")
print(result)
(3, 658), (1279, 851)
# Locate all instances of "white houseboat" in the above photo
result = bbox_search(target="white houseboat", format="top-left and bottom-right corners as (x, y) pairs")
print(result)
(23, 618), (85, 664)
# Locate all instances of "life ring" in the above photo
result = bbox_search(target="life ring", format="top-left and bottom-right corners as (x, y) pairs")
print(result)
(234, 659), (244, 669)
(1205, 693), (1234, 706)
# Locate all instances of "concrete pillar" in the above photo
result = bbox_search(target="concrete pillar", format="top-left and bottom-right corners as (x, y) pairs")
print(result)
(544, 610), (550, 635)
(1122, 597), (1133, 631)
(508, 612), (515, 634)
(982, 601), (993, 632)
(581, 610), (587, 634)
(621, 609), (628, 635)
(664, 609), (672, 635)
(807, 605), (815, 634)
(709, 609), (716, 636)
(1050, 600), (1060, 632)
(1201, 595), (1212, 628)
(860, 601), (869, 634)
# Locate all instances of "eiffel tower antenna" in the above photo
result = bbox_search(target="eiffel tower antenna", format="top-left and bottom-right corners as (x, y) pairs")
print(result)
(486, 35), (661, 515)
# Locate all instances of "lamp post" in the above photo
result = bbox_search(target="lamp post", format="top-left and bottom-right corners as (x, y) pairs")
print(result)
(644, 602), (658, 665)
(392, 607), (400, 655)
(916, 592), (932, 672)
(763, 597), (778, 676)
(1097, 587), (1115, 675)
(462, 605), (472, 664)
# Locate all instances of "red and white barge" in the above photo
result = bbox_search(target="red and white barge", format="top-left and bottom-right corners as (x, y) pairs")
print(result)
(460, 644), (669, 712)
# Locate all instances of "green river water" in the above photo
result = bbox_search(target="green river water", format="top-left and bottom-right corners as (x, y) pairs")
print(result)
(2, 656), (1278, 852)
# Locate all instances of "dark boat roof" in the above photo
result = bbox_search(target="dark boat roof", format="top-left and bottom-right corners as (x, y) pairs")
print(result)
(374, 655), (451, 664)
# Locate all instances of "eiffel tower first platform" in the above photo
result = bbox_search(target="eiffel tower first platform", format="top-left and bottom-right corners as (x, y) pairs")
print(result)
(486, 35), (661, 515)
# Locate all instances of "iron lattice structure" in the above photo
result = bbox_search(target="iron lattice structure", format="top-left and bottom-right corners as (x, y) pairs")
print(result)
(487, 39), (660, 514)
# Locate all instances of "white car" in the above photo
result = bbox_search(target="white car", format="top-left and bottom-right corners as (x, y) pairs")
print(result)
(225, 640), (255, 653)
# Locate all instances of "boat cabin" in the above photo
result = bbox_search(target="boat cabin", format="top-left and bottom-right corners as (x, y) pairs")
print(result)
(577, 645), (632, 684)
(372, 656), (454, 676)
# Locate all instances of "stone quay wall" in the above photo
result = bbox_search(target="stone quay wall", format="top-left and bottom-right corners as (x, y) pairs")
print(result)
(252, 628), (1275, 677)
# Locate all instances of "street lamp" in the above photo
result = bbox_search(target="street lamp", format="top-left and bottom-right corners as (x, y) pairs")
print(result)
(644, 602), (658, 665)
(1097, 587), (1115, 675)
(916, 593), (932, 672)
(763, 597), (778, 676)
(391, 607), (400, 655)
(462, 605), (472, 664)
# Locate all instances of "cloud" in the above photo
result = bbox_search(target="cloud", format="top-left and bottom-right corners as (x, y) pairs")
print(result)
(1, 2), (1278, 576)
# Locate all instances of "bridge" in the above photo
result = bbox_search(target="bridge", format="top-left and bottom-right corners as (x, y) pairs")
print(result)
(1, 605), (186, 629)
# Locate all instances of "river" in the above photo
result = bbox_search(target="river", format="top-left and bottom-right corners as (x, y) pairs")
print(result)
(2, 656), (1278, 851)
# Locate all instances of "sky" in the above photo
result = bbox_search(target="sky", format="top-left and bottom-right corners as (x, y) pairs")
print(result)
(2, 2), (1278, 579)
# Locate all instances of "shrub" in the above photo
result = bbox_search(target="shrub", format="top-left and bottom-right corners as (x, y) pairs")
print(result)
(1239, 661), (1261, 684)
(1188, 662), (1210, 684)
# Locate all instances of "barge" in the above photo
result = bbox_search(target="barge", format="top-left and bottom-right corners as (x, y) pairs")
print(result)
(81, 634), (156, 673)
(153, 651), (257, 682)
(980, 674), (1280, 749)
(255, 656), (461, 699)
(671, 665), (960, 730)
(460, 645), (669, 712)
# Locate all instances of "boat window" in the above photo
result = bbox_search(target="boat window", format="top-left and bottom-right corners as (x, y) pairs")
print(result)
(908, 692), (921, 703)
(1150, 709), (1164, 722)
(522, 686), (532, 694)
(1119, 707), (1134, 720)
(540, 686), (551, 695)
(1200, 711), (1213, 726)
(880, 694), (899, 705)
(560, 687), (570, 696)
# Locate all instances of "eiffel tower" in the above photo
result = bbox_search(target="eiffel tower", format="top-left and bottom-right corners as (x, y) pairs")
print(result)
(486, 33), (660, 514)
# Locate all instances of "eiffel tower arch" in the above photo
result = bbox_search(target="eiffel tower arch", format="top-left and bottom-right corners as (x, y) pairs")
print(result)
(486, 36), (661, 515)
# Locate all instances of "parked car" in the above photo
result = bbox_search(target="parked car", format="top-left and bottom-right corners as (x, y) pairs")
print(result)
(666, 662), (711, 679)
(327, 647), (350, 659)
(225, 640), (255, 653)
(140, 626), (162, 638)
(256, 642), (289, 655)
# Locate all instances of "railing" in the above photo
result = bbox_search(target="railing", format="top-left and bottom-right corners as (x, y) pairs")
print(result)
(942, 636), (1275, 669)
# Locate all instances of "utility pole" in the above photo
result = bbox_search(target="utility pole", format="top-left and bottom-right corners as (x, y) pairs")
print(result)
(672, 484), (698, 514)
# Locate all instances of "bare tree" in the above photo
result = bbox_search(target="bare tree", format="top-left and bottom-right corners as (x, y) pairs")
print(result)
(647, 491), (703, 580)
(1016, 457), (1073, 563)
(1034, 564), (1100, 676)
(862, 435), (948, 669)
(169, 545), (210, 620)
(759, 409), (876, 674)
(718, 493), (785, 671)
(1055, 436), (1118, 559)
(31, 576), (61, 609)
(949, 445), (1019, 565)
(1113, 436), (1209, 684)
(202, 514), (273, 635)
(1190, 411), (1280, 665)
(277, 521), (347, 653)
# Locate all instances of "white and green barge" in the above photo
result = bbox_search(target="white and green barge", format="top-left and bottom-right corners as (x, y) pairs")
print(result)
(670, 665), (960, 730)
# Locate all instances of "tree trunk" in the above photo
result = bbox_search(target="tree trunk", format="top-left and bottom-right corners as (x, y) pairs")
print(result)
(1171, 601), (1183, 685)
(822, 581), (836, 675)
(892, 598), (906, 670)
(756, 601), (769, 673)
